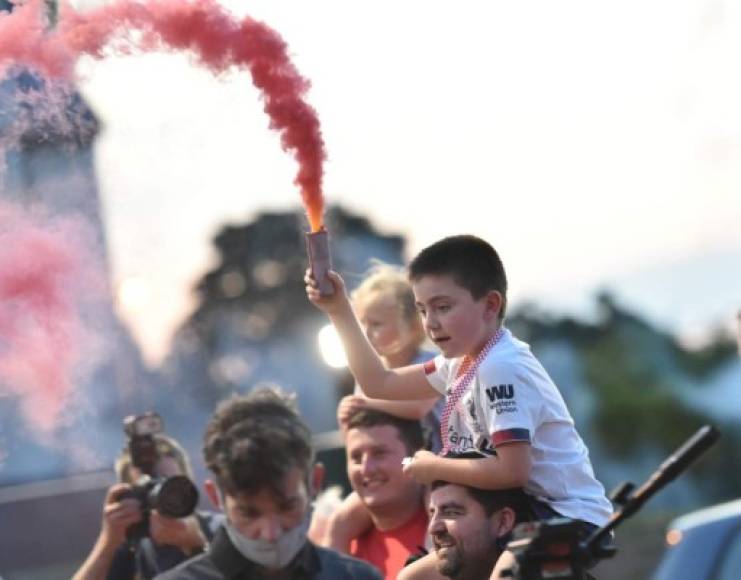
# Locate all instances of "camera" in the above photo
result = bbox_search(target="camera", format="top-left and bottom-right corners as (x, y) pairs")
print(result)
(123, 473), (199, 520)
(121, 413), (199, 542)
(124, 411), (164, 476)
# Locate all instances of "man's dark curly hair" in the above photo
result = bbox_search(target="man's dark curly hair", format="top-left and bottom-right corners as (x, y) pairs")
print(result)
(203, 386), (314, 499)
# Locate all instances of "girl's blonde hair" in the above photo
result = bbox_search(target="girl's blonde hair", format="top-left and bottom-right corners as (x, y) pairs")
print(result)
(351, 262), (424, 343)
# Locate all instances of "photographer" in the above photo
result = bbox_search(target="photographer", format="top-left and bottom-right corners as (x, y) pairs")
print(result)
(73, 430), (221, 580)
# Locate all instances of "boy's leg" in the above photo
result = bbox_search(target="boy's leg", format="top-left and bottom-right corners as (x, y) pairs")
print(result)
(323, 490), (373, 552)
(397, 551), (446, 580)
(490, 549), (516, 579)
(401, 548), (515, 580)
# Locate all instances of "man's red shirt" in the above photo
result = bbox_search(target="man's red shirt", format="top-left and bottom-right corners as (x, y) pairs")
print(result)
(349, 506), (428, 580)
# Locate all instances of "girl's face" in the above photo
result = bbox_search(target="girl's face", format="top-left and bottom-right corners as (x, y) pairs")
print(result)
(356, 293), (418, 361)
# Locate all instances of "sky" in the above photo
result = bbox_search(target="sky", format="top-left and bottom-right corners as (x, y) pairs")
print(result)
(68, 0), (741, 364)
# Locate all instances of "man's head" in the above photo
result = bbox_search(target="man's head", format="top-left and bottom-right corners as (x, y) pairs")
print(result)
(202, 387), (321, 546)
(429, 464), (524, 579)
(409, 236), (508, 358)
(115, 434), (192, 484)
(345, 409), (424, 520)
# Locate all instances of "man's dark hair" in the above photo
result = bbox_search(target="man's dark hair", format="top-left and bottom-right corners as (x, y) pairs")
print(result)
(431, 452), (526, 519)
(346, 409), (425, 455)
(203, 386), (314, 498)
(408, 235), (508, 317)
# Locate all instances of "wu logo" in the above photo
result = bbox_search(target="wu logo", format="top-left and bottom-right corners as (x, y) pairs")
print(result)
(486, 384), (514, 402)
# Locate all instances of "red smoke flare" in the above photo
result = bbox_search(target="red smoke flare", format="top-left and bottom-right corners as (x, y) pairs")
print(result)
(0, 0), (327, 230)
(0, 203), (103, 433)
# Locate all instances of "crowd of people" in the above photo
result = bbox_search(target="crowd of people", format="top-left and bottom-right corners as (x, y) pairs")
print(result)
(73, 234), (613, 580)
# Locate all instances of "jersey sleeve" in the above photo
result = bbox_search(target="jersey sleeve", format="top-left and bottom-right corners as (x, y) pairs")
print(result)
(478, 360), (536, 447)
(423, 354), (452, 395)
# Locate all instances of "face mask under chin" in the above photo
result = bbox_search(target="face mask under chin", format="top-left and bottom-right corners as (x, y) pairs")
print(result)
(218, 480), (315, 571)
(223, 506), (313, 569)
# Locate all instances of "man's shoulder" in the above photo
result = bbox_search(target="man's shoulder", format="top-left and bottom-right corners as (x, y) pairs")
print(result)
(153, 552), (221, 580)
(314, 545), (383, 580)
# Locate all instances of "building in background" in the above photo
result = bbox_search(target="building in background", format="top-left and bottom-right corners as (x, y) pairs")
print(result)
(0, 2), (155, 486)
(0, 4), (158, 576)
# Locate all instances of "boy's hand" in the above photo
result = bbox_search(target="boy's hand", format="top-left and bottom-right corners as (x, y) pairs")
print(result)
(401, 450), (439, 484)
(337, 395), (368, 430)
(304, 269), (351, 316)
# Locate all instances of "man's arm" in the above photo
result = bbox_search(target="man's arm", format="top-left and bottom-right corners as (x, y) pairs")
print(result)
(403, 444), (531, 489)
(306, 270), (438, 401)
(72, 484), (142, 580)
(72, 539), (127, 580)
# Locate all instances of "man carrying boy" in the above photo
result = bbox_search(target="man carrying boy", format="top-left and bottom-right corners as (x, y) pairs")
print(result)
(344, 409), (429, 579)
(306, 235), (612, 573)
(423, 477), (525, 580)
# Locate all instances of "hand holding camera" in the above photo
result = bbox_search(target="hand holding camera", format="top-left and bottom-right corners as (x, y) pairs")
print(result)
(121, 413), (199, 544)
(100, 483), (144, 548)
(149, 510), (208, 554)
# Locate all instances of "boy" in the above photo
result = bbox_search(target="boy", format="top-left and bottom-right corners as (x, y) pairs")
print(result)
(305, 235), (611, 528)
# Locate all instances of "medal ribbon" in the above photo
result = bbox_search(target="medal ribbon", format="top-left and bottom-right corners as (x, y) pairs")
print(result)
(439, 328), (504, 455)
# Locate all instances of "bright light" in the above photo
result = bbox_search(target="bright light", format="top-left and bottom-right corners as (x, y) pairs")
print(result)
(318, 324), (347, 368)
(117, 276), (151, 312)
(665, 529), (683, 546)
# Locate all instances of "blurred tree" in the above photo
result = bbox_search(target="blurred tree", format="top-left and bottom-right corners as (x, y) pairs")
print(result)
(159, 206), (407, 444)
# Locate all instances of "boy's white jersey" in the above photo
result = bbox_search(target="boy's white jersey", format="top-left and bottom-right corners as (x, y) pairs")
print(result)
(424, 327), (613, 526)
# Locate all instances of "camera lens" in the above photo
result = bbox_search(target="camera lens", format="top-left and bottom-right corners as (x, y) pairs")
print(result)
(150, 475), (199, 518)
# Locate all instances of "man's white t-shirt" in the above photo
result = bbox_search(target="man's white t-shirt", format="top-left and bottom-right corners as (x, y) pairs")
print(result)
(423, 328), (612, 526)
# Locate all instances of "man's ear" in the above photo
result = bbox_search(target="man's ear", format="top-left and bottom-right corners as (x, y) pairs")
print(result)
(204, 479), (221, 510)
(493, 506), (517, 538)
(484, 290), (504, 321)
(311, 463), (326, 498)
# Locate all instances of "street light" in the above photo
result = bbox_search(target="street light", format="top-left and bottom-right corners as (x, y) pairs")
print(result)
(317, 324), (347, 368)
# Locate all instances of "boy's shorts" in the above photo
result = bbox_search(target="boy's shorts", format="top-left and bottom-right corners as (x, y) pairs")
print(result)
(523, 494), (610, 536)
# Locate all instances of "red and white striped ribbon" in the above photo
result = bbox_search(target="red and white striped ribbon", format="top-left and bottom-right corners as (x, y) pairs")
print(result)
(439, 328), (504, 455)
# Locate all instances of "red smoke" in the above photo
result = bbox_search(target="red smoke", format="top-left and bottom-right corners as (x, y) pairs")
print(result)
(0, 0), (327, 230)
(0, 203), (102, 433)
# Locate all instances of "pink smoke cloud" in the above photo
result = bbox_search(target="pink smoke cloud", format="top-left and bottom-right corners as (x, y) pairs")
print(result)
(0, 0), (327, 229)
(0, 202), (104, 433)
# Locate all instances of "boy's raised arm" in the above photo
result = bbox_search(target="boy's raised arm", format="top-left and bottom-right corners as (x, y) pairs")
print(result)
(305, 269), (437, 401)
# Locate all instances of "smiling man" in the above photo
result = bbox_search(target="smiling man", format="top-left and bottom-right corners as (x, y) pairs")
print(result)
(345, 409), (429, 579)
(427, 479), (525, 580)
(155, 387), (381, 580)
